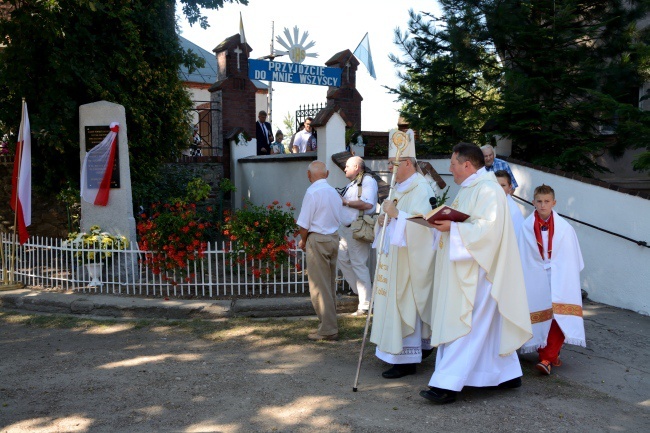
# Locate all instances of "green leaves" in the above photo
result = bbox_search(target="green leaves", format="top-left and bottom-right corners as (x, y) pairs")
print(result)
(392, 1), (650, 175)
(0, 0), (245, 196)
(222, 201), (298, 280)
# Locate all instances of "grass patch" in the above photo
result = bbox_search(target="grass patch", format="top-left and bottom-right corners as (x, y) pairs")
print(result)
(0, 311), (116, 329)
(0, 311), (371, 344)
(170, 316), (369, 343)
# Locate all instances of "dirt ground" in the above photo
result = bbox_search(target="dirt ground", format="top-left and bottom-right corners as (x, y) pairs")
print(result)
(0, 313), (648, 433)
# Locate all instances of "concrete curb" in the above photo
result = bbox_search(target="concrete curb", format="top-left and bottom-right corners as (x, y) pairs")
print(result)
(0, 289), (359, 320)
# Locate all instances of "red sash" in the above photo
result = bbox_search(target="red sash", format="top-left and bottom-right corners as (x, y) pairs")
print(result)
(533, 211), (554, 259)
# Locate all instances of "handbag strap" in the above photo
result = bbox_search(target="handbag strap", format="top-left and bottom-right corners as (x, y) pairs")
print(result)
(356, 176), (364, 218)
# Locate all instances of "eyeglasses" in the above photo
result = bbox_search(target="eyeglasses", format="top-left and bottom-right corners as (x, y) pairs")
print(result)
(304, 123), (312, 126)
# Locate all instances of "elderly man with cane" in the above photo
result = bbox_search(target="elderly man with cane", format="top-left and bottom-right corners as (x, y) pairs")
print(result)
(353, 130), (438, 388)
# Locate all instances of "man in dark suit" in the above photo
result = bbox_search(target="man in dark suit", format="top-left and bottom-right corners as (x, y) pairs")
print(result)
(256, 110), (273, 155)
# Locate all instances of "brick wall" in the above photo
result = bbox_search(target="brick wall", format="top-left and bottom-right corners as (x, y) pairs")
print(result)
(326, 50), (363, 130)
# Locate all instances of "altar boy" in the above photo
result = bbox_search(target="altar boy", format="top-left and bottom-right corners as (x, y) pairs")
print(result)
(518, 184), (586, 375)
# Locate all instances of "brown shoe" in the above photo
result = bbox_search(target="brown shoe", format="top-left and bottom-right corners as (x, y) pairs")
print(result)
(308, 332), (339, 341)
(536, 360), (552, 375)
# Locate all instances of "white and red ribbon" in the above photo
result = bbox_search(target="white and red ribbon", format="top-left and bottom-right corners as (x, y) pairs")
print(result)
(81, 122), (119, 206)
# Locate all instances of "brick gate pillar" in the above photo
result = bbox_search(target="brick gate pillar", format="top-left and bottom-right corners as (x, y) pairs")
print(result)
(209, 35), (258, 178)
(324, 49), (363, 131)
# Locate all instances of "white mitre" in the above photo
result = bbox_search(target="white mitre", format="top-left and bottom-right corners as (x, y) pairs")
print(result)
(388, 129), (416, 159)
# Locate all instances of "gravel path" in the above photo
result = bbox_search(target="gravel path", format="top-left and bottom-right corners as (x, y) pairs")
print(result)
(0, 310), (648, 433)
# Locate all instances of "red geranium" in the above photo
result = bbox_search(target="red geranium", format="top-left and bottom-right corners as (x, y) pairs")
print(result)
(221, 200), (298, 279)
(137, 201), (211, 285)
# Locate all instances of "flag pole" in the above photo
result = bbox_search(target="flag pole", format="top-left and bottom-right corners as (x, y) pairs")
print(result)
(268, 20), (274, 124)
(352, 32), (368, 55)
(349, 32), (376, 80)
(10, 99), (24, 279)
(2, 98), (26, 290)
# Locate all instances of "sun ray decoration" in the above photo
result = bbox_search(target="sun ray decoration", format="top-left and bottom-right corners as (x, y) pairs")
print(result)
(275, 26), (318, 64)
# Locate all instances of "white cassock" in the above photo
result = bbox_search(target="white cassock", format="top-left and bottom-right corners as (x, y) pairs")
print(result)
(518, 211), (586, 353)
(506, 194), (525, 241)
(428, 169), (532, 391)
(370, 172), (436, 364)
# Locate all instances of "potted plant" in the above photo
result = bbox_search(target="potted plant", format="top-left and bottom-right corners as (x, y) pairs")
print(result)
(64, 225), (129, 286)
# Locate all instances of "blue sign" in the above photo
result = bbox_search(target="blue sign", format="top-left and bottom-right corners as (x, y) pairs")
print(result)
(248, 59), (342, 87)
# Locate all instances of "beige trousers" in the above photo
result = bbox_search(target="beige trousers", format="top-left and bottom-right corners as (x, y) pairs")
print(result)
(306, 232), (340, 336)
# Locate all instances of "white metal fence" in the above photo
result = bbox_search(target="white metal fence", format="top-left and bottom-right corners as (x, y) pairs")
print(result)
(0, 233), (314, 298)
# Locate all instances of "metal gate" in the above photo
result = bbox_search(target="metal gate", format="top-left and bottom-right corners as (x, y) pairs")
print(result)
(295, 103), (325, 131)
(185, 101), (220, 160)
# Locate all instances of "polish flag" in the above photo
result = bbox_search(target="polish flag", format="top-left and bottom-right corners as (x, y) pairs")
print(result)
(10, 101), (31, 245)
(81, 122), (119, 206)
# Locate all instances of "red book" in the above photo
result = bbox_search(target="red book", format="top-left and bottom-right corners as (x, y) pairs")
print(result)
(407, 205), (470, 228)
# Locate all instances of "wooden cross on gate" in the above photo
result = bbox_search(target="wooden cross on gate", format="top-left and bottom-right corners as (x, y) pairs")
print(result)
(234, 47), (243, 70)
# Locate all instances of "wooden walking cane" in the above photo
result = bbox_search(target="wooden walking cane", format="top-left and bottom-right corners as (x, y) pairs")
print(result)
(352, 131), (409, 392)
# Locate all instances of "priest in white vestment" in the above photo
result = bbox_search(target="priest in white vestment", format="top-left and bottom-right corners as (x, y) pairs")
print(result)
(369, 129), (438, 379)
(421, 143), (532, 405)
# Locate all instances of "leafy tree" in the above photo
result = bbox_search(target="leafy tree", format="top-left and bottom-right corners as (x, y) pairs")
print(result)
(486, 0), (650, 175)
(0, 0), (245, 195)
(390, 9), (502, 154)
(392, 1), (650, 176)
(282, 111), (295, 138)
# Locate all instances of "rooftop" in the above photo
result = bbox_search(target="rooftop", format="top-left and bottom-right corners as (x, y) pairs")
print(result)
(178, 35), (267, 90)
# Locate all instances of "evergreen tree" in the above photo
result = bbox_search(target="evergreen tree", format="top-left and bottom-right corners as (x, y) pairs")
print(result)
(392, 1), (650, 176)
(0, 0), (244, 194)
(390, 8), (502, 154)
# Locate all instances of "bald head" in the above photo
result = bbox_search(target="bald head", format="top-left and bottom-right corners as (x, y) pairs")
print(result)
(344, 156), (365, 180)
(307, 161), (328, 182)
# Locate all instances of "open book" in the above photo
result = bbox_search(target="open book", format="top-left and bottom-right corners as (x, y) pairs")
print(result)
(407, 205), (470, 228)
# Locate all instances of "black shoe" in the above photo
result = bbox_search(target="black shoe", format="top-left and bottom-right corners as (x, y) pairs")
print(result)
(382, 363), (416, 379)
(484, 377), (522, 390)
(422, 348), (434, 360)
(419, 387), (457, 404)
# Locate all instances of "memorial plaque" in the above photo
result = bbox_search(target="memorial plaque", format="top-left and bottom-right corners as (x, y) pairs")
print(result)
(84, 126), (120, 188)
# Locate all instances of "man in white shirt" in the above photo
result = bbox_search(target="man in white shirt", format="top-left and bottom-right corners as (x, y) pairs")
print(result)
(292, 117), (316, 153)
(297, 161), (343, 341)
(338, 156), (378, 315)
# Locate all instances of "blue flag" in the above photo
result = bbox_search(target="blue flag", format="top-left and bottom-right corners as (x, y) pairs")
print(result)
(353, 33), (376, 79)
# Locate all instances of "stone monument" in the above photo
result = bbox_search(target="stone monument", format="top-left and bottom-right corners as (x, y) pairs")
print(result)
(78, 101), (136, 245)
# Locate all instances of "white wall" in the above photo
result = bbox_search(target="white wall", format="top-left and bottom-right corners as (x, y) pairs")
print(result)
(255, 92), (268, 120)
(187, 87), (210, 103)
(231, 110), (349, 217)
(187, 87), (211, 127)
(372, 157), (650, 315)
(509, 163), (650, 315)
(232, 144), (650, 315)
